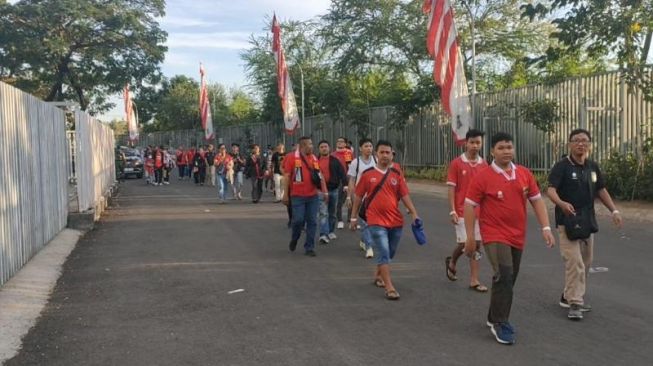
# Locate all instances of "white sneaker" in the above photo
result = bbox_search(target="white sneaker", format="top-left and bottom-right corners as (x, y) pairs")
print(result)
(337, 221), (344, 229)
(319, 235), (330, 245)
(328, 233), (337, 240)
(359, 241), (366, 251)
(365, 247), (374, 259)
(163, 182), (170, 185)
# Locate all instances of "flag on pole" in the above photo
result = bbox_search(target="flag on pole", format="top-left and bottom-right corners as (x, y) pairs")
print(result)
(424, 0), (471, 145)
(272, 14), (300, 134)
(199, 63), (215, 141)
(123, 84), (139, 142)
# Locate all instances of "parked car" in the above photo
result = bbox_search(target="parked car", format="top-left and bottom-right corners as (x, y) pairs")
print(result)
(121, 148), (143, 179)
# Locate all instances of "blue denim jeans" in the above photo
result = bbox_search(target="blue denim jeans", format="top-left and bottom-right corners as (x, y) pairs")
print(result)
(319, 189), (339, 236)
(359, 218), (373, 250)
(291, 195), (320, 252)
(368, 226), (403, 265)
(217, 174), (229, 200)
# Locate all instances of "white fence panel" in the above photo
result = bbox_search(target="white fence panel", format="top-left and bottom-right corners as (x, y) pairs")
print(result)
(75, 112), (116, 213)
(0, 81), (68, 286)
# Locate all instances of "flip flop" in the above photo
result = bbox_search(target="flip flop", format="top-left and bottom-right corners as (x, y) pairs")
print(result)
(373, 279), (386, 288)
(385, 290), (400, 300)
(469, 284), (488, 293)
(445, 256), (458, 281)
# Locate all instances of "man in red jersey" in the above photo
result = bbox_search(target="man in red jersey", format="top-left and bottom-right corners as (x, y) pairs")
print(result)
(350, 140), (419, 301)
(332, 137), (355, 229)
(445, 129), (488, 292)
(282, 137), (328, 257)
(464, 132), (555, 345)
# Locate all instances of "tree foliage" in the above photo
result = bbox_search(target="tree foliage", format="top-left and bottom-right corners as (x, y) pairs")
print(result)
(523, 0), (653, 97)
(0, 0), (167, 113)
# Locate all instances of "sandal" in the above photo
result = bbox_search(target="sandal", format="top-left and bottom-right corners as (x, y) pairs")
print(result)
(373, 278), (386, 288)
(469, 284), (488, 293)
(445, 256), (458, 281)
(385, 289), (400, 300)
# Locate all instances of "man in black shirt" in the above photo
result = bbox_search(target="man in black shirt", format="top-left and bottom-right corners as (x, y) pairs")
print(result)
(205, 144), (216, 187)
(547, 128), (622, 321)
(271, 143), (286, 202)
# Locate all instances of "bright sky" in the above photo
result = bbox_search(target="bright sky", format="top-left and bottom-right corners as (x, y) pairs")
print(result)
(101, 0), (331, 121)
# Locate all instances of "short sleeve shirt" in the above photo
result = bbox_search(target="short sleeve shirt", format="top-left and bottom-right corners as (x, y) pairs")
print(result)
(465, 162), (542, 250)
(548, 156), (605, 226)
(283, 151), (320, 197)
(355, 167), (409, 228)
(347, 156), (377, 185)
(446, 154), (487, 216)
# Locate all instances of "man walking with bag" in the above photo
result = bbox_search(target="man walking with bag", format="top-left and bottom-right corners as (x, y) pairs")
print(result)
(547, 128), (622, 320)
(350, 140), (419, 300)
(282, 137), (328, 257)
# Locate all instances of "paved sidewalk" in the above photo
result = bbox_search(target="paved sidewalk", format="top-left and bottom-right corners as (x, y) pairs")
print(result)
(4, 178), (651, 365)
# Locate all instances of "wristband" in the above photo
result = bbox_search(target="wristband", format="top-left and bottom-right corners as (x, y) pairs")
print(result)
(449, 211), (457, 216)
(612, 210), (620, 215)
(542, 226), (552, 231)
(350, 218), (358, 222)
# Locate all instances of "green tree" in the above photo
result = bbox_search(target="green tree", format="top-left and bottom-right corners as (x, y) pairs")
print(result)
(523, 0), (653, 97)
(0, 0), (167, 113)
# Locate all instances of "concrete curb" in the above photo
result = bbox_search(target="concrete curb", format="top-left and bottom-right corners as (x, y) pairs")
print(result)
(0, 229), (82, 363)
(407, 180), (653, 223)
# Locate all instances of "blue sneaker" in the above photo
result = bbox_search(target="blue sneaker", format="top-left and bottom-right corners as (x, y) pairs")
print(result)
(490, 323), (515, 345)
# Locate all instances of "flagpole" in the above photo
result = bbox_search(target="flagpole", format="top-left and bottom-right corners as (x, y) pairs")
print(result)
(299, 64), (305, 136)
(462, 0), (477, 127)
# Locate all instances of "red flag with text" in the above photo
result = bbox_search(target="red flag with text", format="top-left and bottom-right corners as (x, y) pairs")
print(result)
(199, 63), (215, 141)
(272, 14), (300, 134)
(424, 0), (472, 145)
(123, 84), (139, 142)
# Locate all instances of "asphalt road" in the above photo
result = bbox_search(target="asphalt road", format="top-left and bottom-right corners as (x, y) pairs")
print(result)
(5, 176), (651, 366)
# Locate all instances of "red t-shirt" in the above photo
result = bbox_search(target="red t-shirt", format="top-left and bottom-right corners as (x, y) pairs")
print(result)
(333, 149), (354, 171)
(355, 167), (409, 228)
(185, 150), (195, 164)
(446, 154), (487, 216)
(465, 162), (542, 250)
(319, 156), (331, 183)
(154, 151), (163, 168)
(176, 151), (187, 165)
(284, 151), (321, 197)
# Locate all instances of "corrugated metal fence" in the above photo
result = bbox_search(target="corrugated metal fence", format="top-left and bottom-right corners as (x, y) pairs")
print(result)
(120, 70), (652, 172)
(0, 82), (68, 286)
(74, 112), (116, 213)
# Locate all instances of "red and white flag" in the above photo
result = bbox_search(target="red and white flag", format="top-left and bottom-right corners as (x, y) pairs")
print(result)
(123, 84), (139, 142)
(424, 0), (471, 145)
(199, 63), (215, 141)
(272, 14), (300, 134)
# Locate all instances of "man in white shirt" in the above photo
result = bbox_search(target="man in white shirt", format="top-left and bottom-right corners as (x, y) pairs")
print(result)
(346, 138), (377, 259)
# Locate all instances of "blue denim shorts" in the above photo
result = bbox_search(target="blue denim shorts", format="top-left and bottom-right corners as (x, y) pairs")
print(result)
(368, 226), (403, 265)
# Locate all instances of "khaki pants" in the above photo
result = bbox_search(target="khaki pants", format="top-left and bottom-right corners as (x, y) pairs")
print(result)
(558, 226), (594, 305)
(207, 166), (216, 186)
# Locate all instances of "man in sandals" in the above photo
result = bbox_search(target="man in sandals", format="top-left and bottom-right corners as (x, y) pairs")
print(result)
(350, 140), (420, 301)
(445, 129), (488, 293)
(464, 132), (555, 345)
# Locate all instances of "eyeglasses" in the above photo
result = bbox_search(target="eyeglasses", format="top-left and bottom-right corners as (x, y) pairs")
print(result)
(570, 139), (591, 144)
